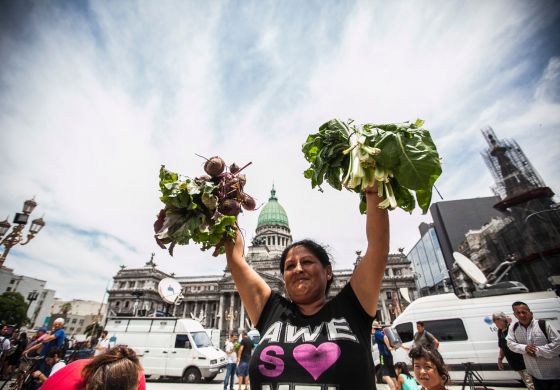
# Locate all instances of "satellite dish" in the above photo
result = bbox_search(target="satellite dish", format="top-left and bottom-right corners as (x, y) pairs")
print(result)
(158, 278), (184, 305)
(453, 252), (487, 286)
(399, 287), (411, 303)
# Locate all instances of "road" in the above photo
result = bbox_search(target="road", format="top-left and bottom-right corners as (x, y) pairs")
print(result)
(146, 372), (524, 389)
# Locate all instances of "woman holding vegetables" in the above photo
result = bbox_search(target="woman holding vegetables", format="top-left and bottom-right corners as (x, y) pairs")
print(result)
(224, 184), (388, 389)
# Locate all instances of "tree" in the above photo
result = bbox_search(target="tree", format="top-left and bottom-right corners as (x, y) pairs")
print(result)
(0, 292), (29, 327)
(60, 302), (72, 316)
(84, 322), (103, 340)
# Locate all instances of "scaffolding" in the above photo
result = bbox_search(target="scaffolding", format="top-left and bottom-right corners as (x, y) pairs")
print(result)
(481, 126), (546, 200)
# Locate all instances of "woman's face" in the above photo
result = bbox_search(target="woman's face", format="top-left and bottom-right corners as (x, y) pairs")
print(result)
(413, 357), (444, 390)
(283, 245), (331, 305)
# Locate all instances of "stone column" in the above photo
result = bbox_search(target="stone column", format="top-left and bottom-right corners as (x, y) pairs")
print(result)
(380, 293), (389, 324)
(182, 301), (187, 318)
(218, 295), (224, 333)
(229, 293), (235, 334)
(204, 301), (209, 327)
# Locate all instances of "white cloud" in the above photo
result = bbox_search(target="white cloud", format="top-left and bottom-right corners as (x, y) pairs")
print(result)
(1, 0), (559, 300)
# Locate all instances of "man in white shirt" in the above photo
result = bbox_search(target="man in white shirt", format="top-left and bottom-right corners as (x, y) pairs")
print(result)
(94, 330), (110, 357)
(223, 332), (238, 390)
(507, 301), (560, 390)
(31, 348), (66, 384)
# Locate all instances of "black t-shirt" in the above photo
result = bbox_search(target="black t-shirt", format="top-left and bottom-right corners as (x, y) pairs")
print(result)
(498, 325), (525, 371)
(249, 283), (376, 389)
(240, 336), (253, 362)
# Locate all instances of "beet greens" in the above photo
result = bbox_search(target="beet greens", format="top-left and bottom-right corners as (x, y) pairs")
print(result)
(154, 157), (254, 257)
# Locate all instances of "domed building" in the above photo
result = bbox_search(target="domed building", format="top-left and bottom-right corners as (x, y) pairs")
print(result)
(106, 186), (417, 335)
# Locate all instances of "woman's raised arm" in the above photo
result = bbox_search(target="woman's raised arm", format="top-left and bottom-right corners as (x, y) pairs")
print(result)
(224, 228), (272, 326)
(350, 190), (390, 317)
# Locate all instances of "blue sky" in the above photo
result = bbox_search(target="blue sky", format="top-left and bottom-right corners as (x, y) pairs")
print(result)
(1, 0), (559, 301)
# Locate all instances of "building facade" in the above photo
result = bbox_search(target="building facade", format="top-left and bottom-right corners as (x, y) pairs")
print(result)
(406, 223), (451, 297)
(49, 299), (107, 338)
(0, 266), (55, 328)
(106, 187), (417, 335)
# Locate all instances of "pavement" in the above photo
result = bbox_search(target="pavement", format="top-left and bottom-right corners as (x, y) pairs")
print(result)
(146, 372), (524, 389)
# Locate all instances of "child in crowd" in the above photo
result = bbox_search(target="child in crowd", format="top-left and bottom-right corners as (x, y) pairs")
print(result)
(394, 361), (420, 390)
(409, 345), (449, 390)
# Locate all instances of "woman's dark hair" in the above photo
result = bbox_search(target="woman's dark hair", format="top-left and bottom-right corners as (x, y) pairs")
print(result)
(82, 345), (141, 390)
(45, 348), (62, 359)
(409, 345), (449, 385)
(279, 239), (334, 294)
(394, 361), (413, 379)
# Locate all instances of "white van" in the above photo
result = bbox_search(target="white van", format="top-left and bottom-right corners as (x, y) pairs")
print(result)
(105, 317), (227, 382)
(375, 291), (560, 384)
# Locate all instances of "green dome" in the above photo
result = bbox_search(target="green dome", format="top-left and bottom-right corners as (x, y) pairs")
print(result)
(257, 186), (289, 229)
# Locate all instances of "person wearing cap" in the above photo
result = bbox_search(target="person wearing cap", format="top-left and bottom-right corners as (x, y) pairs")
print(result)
(373, 320), (398, 390)
(23, 327), (48, 358)
(25, 319), (66, 359)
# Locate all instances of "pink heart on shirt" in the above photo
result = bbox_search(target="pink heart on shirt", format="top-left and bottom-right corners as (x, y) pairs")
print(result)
(293, 342), (341, 381)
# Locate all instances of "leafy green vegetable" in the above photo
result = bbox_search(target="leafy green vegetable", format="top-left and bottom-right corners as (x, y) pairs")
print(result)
(155, 165), (240, 257)
(302, 119), (441, 214)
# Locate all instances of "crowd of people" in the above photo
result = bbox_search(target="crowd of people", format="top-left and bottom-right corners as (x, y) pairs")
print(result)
(223, 330), (254, 390)
(0, 319), (144, 390)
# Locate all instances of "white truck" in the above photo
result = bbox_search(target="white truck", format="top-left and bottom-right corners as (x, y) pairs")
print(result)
(105, 317), (227, 383)
(373, 290), (560, 384)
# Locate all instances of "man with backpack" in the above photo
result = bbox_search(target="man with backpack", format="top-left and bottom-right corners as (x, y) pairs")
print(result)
(507, 301), (560, 390)
(412, 321), (439, 349)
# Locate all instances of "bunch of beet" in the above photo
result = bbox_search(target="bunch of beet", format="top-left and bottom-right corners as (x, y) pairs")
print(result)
(201, 155), (256, 215)
(154, 155), (256, 257)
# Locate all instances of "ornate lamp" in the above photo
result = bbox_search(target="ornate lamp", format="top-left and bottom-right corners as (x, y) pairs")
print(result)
(0, 197), (46, 267)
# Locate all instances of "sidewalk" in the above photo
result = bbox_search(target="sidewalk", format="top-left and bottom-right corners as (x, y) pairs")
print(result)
(145, 372), (524, 390)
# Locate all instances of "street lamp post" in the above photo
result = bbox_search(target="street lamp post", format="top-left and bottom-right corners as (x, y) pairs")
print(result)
(0, 197), (45, 268)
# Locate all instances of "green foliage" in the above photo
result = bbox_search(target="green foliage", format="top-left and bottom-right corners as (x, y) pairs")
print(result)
(156, 165), (237, 256)
(302, 119), (442, 214)
(84, 322), (104, 339)
(0, 292), (29, 327)
(60, 302), (72, 315)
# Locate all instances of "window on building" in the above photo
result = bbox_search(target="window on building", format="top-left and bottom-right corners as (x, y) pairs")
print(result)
(137, 281), (144, 288)
(6, 287), (11, 292)
(119, 282), (125, 289)
(423, 319), (468, 342)
(394, 269), (402, 276)
(79, 319), (84, 325)
(9, 279), (15, 284)
(128, 281), (135, 288)
(395, 322), (414, 342)
(124, 301), (129, 308)
(70, 327), (75, 332)
(71, 319), (77, 324)
(386, 291), (392, 300)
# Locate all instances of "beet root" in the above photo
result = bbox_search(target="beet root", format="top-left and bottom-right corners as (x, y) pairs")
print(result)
(220, 199), (242, 216)
(241, 194), (256, 210)
(204, 156), (225, 177)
